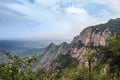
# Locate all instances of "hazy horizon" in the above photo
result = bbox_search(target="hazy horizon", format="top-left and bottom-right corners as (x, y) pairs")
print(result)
(0, 39), (71, 49)
(0, 0), (120, 40)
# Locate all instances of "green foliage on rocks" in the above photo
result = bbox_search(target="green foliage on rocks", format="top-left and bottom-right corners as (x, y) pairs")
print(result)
(101, 33), (120, 79)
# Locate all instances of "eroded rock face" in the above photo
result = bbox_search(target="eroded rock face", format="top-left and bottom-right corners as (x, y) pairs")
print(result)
(71, 28), (111, 59)
(69, 18), (120, 66)
(72, 27), (112, 47)
(36, 18), (120, 70)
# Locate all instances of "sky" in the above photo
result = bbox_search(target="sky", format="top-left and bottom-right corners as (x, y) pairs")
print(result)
(0, 0), (120, 40)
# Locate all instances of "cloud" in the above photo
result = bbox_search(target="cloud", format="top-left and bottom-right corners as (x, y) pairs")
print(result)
(0, 0), (120, 40)
(0, 0), (35, 26)
(65, 7), (87, 15)
(0, 7), (29, 26)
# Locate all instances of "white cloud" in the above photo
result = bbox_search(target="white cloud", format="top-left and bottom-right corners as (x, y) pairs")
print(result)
(0, 0), (120, 40)
(65, 7), (87, 15)
(1, 0), (100, 40)
(63, 6), (100, 37)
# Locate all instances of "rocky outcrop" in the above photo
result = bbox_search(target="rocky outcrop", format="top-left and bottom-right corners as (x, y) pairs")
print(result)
(72, 25), (111, 47)
(70, 18), (120, 62)
(36, 18), (120, 70)
(35, 42), (70, 69)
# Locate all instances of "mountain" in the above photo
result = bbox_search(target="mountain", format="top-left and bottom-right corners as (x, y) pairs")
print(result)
(72, 18), (120, 47)
(35, 18), (120, 71)
(0, 40), (71, 62)
(0, 40), (70, 56)
(35, 42), (70, 69)
(70, 18), (120, 63)
(0, 40), (47, 57)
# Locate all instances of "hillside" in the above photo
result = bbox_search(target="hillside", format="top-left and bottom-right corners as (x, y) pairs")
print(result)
(35, 18), (120, 69)
(35, 18), (120, 79)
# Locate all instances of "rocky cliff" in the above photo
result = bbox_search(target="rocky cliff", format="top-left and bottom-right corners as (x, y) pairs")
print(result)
(72, 18), (120, 47)
(36, 18), (120, 70)
(68, 18), (120, 68)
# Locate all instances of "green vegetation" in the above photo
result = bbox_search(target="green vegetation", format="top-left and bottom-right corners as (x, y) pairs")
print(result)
(0, 50), (37, 80)
(101, 33), (120, 79)
(37, 54), (79, 80)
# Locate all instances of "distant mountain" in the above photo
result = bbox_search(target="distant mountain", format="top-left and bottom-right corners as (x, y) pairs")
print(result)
(0, 40), (70, 62)
(0, 40), (46, 56)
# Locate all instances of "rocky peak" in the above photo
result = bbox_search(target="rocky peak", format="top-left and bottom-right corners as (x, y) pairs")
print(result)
(59, 42), (68, 46)
(108, 18), (120, 23)
(35, 42), (70, 69)
(47, 43), (56, 48)
(72, 18), (120, 47)
(46, 43), (57, 51)
(70, 18), (120, 65)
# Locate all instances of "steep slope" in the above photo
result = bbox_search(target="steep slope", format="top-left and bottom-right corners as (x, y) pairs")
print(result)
(36, 18), (120, 71)
(70, 18), (120, 63)
(72, 18), (120, 47)
(67, 18), (120, 68)
(35, 42), (70, 69)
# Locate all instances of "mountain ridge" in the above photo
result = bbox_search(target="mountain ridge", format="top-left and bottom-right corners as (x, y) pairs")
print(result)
(35, 18), (120, 71)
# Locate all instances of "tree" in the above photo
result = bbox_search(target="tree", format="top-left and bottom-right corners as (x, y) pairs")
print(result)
(0, 50), (37, 80)
(101, 33), (120, 79)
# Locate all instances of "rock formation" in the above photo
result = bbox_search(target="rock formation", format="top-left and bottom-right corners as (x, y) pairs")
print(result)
(36, 18), (120, 70)
(35, 42), (70, 69)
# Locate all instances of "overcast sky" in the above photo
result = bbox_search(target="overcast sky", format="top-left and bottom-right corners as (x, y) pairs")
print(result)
(0, 0), (120, 40)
